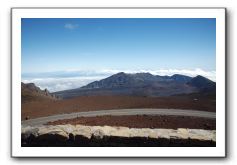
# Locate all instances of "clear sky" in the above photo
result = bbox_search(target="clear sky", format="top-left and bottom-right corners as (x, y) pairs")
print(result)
(21, 18), (216, 73)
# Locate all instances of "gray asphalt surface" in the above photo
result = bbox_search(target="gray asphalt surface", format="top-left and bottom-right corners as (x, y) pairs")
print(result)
(21, 108), (216, 126)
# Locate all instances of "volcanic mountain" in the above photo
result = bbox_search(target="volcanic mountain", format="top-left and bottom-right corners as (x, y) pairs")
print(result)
(54, 72), (216, 99)
(22, 82), (58, 103)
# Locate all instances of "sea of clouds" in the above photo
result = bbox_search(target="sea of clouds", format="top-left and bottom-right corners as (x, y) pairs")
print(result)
(22, 68), (216, 92)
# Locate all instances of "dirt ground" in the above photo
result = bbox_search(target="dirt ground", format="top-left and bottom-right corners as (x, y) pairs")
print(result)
(47, 115), (215, 130)
(22, 95), (216, 120)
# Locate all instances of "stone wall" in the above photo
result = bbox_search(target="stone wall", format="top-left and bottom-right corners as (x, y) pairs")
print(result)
(22, 125), (216, 147)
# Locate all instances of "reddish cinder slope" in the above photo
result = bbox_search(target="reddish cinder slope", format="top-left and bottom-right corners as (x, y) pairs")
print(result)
(22, 95), (216, 120)
(47, 115), (216, 130)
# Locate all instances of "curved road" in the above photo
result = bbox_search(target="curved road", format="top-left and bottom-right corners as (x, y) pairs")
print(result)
(22, 108), (216, 126)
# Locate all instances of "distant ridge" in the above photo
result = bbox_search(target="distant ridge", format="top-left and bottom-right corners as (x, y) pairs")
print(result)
(81, 72), (193, 89)
(54, 72), (216, 99)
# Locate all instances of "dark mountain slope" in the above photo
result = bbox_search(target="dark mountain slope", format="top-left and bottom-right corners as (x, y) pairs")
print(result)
(54, 72), (215, 99)
(187, 75), (216, 93)
(81, 72), (183, 90)
(170, 74), (192, 83)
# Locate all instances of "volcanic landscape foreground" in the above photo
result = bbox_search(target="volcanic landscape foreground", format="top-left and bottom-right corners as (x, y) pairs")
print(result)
(22, 72), (216, 130)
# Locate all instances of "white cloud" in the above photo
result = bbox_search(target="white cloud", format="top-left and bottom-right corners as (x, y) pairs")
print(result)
(22, 76), (106, 92)
(64, 23), (78, 30)
(22, 68), (216, 92)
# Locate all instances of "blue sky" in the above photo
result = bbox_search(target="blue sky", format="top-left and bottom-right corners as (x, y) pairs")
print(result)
(21, 18), (216, 91)
(22, 18), (216, 73)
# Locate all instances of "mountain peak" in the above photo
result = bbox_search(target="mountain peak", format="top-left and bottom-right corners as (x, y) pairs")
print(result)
(116, 72), (126, 75)
(111, 72), (128, 78)
(194, 75), (207, 79)
(81, 72), (193, 90)
(55, 72), (216, 99)
(170, 74), (192, 83)
(192, 75), (212, 82)
(187, 75), (215, 92)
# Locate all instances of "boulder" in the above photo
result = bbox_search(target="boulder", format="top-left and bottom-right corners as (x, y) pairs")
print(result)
(21, 124), (216, 147)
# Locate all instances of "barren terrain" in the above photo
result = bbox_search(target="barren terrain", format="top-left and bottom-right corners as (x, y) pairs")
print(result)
(47, 115), (216, 130)
(22, 95), (216, 120)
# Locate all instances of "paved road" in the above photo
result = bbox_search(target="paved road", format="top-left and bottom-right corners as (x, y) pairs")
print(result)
(22, 108), (216, 126)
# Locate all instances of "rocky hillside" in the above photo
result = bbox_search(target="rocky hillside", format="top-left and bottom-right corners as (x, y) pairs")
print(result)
(80, 73), (193, 89)
(187, 75), (216, 92)
(22, 82), (59, 103)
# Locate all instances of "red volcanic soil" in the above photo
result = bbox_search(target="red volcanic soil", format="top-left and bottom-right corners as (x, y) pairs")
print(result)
(22, 95), (216, 120)
(47, 115), (216, 130)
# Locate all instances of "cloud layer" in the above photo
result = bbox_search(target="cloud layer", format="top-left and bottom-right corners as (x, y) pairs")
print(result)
(22, 76), (106, 92)
(22, 68), (216, 92)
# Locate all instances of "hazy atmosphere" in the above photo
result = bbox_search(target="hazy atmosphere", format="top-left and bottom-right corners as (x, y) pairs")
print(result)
(22, 18), (216, 92)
